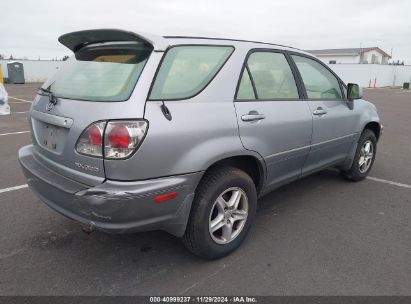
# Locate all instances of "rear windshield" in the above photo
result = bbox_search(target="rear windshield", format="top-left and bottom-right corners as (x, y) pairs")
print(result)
(149, 45), (234, 100)
(42, 42), (152, 102)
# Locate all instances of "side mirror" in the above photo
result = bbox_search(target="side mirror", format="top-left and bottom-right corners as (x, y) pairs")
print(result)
(347, 83), (363, 101)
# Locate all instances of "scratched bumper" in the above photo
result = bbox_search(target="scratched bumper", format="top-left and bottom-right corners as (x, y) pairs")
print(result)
(18, 145), (203, 237)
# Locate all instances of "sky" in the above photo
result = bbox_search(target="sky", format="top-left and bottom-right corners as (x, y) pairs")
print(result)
(1, 0), (411, 63)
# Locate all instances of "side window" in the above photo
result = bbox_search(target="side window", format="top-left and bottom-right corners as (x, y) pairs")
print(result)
(236, 52), (299, 100)
(149, 46), (234, 100)
(237, 68), (255, 99)
(292, 55), (343, 100)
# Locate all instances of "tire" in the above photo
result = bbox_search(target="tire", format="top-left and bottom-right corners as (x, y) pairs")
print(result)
(341, 129), (377, 181)
(182, 167), (257, 259)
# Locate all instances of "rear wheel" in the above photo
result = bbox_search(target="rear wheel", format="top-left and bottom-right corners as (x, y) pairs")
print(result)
(183, 167), (257, 259)
(341, 129), (377, 181)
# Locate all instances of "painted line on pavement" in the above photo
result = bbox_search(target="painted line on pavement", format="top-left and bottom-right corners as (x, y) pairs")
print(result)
(0, 131), (30, 136)
(368, 176), (411, 190)
(0, 184), (28, 194)
(0, 176), (409, 196)
(8, 96), (32, 103)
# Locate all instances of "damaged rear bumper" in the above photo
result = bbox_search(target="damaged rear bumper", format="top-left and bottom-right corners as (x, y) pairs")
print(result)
(18, 145), (203, 237)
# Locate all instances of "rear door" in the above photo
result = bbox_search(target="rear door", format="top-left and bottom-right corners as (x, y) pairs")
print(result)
(234, 50), (312, 190)
(29, 30), (160, 186)
(290, 54), (358, 174)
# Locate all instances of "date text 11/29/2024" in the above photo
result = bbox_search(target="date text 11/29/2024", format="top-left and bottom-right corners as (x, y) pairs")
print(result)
(149, 296), (257, 303)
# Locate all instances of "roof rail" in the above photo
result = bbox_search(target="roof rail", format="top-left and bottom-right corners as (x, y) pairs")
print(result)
(164, 35), (302, 51)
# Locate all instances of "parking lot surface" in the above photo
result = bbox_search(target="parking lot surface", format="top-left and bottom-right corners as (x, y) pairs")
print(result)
(0, 84), (410, 295)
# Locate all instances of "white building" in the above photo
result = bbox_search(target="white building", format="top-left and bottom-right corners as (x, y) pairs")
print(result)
(307, 47), (391, 64)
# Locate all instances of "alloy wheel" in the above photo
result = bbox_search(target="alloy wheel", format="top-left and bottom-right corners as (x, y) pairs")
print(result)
(359, 140), (374, 173)
(208, 187), (249, 244)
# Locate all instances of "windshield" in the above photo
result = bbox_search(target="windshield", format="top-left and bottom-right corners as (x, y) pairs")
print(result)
(43, 42), (152, 102)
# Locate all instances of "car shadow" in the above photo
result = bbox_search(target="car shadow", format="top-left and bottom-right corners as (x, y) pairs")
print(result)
(16, 169), (349, 294)
(29, 168), (344, 258)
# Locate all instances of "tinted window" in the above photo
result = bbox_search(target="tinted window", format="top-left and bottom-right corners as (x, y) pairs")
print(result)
(236, 68), (255, 99)
(236, 52), (299, 100)
(292, 55), (343, 100)
(150, 46), (234, 100)
(43, 43), (152, 102)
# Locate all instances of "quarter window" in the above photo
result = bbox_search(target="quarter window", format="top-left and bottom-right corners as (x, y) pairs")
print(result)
(236, 68), (255, 99)
(236, 52), (299, 100)
(292, 55), (343, 100)
(149, 46), (234, 100)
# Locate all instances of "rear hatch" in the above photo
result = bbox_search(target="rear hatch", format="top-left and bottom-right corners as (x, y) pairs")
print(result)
(29, 29), (166, 186)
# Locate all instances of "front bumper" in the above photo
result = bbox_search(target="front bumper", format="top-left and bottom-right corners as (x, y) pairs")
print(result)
(18, 145), (203, 237)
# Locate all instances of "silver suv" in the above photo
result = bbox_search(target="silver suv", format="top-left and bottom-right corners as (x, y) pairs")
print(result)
(19, 29), (381, 259)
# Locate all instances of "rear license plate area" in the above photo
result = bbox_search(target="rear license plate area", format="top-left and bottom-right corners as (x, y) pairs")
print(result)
(42, 124), (60, 151)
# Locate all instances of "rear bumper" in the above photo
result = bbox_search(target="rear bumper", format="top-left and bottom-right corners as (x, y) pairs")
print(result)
(18, 145), (203, 237)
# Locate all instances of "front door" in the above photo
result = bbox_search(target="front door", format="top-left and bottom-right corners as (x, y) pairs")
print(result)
(234, 50), (312, 191)
(290, 54), (358, 175)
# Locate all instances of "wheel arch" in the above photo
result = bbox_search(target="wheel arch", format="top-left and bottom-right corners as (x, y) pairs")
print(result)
(200, 154), (266, 196)
(340, 119), (381, 171)
(363, 121), (382, 141)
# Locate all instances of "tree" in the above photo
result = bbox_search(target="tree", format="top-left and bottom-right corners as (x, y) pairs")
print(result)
(0, 54), (4, 59)
(62, 55), (69, 61)
(9, 54), (14, 60)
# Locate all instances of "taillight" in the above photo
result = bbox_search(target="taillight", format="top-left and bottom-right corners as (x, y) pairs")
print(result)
(75, 122), (106, 157)
(88, 125), (103, 145)
(104, 121), (147, 159)
(75, 120), (147, 159)
(108, 124), (130, 149)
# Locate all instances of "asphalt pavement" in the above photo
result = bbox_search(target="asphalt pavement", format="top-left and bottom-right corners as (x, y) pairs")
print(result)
(0, 84), (410, 295)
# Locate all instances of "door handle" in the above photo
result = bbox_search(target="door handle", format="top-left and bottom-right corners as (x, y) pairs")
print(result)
(241, 112), (266, 122)
(313, 107), (328, 116)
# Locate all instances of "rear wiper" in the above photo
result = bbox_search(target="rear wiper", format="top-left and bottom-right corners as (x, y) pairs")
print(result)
(38, 87), (58, 105)
(38, 87), (53, 95)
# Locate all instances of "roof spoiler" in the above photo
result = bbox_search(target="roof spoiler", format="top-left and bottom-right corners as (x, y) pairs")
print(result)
(58, 29), (169, 52)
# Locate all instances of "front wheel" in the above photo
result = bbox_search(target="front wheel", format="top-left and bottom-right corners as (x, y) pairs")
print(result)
(341, 129), (377, 181)
(182, 167), (257, 259)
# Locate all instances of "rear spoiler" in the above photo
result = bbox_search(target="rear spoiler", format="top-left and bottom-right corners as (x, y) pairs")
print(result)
(58, 29), (169, 52)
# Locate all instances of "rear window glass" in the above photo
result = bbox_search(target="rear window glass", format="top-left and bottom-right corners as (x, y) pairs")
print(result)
(149, 45), (234, 100)
(42, 42), (152, 102)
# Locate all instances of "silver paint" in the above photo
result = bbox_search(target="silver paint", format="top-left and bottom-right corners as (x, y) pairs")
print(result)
(18, 29), (381, 237)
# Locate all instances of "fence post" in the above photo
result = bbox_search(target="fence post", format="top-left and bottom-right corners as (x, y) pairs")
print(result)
(374, 78), (377, 88)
